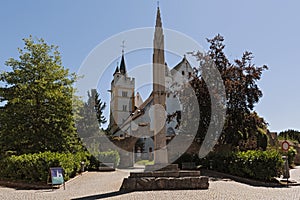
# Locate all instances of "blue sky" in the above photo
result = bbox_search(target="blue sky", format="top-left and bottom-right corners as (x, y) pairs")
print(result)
(0, 0), (299, 132)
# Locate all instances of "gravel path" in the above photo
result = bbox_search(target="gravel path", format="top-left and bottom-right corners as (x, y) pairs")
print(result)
(0, 167), (299, 200)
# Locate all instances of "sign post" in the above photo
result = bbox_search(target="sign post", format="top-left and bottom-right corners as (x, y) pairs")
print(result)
(281, 141), (290, 186)
(49, 167), (65, 190)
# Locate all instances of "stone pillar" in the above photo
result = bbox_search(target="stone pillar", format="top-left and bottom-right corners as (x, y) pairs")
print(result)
(152, 6), (168, 165)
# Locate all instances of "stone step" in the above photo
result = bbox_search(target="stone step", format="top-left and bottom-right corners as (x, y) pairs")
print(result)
(129, 170), (201, 178)
(144, 164), (179, 172)
(120, 176), (209, 191)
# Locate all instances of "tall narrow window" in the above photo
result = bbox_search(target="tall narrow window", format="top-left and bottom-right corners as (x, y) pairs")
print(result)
(123, 105), (127, 111)
(122, 91), (128, 97)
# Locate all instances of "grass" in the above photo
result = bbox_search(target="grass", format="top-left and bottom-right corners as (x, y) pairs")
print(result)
(135, 160), (154, 166)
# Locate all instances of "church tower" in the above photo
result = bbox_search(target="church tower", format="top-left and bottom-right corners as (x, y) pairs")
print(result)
(109, 51), (135, 133)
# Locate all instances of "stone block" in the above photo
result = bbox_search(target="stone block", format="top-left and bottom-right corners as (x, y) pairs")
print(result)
(120, 176), (209, 191)
(179, 171), (200, 177)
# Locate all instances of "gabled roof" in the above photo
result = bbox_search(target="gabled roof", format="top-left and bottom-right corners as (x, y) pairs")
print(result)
(171, 55), (192, 74)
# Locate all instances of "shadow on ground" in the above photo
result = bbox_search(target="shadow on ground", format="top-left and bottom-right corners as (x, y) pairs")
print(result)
(201, 169), (288, 188)
(71, 191), (131, 200)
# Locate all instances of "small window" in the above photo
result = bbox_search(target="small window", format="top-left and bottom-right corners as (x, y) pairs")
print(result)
(188, 72), (192, 77)
(182, 71), (185, 76)
(122, 91), (128, 97)
(123, 105), (127, 111)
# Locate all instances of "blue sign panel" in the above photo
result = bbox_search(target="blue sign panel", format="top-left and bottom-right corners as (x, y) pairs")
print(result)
(50, 167), (64, 185)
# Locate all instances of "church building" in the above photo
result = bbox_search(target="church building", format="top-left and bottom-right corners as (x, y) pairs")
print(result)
(109, 6), (193, 160)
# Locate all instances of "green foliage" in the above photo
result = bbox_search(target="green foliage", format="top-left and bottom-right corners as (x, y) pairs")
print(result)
(0, 36), (83, 155)
(287, 147), (297, 166)
(94, 150), (120, 168)
(202, 150), (283, 181)
(279, 129), (300, 144)
(0, 151), (90, 182)
(94, 89), (107, 127)
(135, 160), (154, 166)
(75, 89), (107, 152)
(256, 128), (268, 150)
(174, 153), (200, 168)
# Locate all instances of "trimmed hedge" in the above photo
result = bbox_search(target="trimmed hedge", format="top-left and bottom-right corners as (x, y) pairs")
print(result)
(202, 150), (283, 181)
(97, 150), (120, 168)
(86, 150), (120, 170)
(0, 151), (90, 182)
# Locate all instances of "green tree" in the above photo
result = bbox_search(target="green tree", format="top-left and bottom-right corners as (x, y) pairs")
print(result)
(76, 89), (107, 152)
(0, 36), (82, 155)
(76, 89), (106, 139)
(279, 129), (300, 143)
(94, 90), (107, 128)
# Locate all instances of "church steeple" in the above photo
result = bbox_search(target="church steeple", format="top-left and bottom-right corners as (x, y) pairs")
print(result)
(119, 53), (126, 75)
(113, 65), (119, 76)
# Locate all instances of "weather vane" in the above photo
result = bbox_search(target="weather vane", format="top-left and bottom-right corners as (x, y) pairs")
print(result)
(157, 1), (159, 7)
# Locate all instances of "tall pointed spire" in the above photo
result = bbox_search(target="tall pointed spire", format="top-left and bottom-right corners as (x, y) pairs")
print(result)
(119, 53), (126, 75)
(119, 40), (127, 75)
(152, 5), (168, 165)
(155, 5), (162, 28)
(153, 5), (165, 67)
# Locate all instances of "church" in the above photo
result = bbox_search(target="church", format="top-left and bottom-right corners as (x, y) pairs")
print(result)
(109, 6), (194, 160)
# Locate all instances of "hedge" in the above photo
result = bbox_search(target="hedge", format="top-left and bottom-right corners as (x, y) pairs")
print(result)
(0, 151), (90, 183)
(96, 150), (120, 168)
(202, 150), (283, 181)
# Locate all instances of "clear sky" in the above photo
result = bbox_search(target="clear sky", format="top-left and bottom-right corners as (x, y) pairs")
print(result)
(0, 0), (299, 132)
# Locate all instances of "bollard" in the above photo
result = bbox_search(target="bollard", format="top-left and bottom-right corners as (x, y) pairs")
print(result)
(209, 160), (213, 170)
(282, 156), (290, 186)
(80, 161), (85, 174)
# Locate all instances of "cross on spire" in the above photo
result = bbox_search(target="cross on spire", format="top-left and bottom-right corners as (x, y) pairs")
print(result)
(121, 40), (126, 54)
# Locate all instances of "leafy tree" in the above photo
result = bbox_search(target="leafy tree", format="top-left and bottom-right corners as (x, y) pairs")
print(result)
(76, 89), (106, 139)
(190, 34), (268, 149)
(279, 129), (300, 143)
(0, 36), (83, 155)
(76, 89), (107, 152)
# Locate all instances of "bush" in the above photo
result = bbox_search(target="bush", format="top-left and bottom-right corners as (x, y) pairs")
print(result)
(0, 151), (90, 183)
(201, 150), (283, 181)
(287, 147), (297, 166)
(97, 150), (120, 168)
(174, 153), (200, 168)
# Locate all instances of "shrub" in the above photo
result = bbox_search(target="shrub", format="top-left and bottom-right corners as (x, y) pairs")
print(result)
(0, 151), (90, 183)
(173, 153), (200, 168)
(287, 147), (297, 166)
(97, 150), (120, 168)
(201, 150), (283, 181)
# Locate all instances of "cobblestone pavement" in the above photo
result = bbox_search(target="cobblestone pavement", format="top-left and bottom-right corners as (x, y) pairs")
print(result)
(290, 166), (300, 183)
(0, 167), (300, 200)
